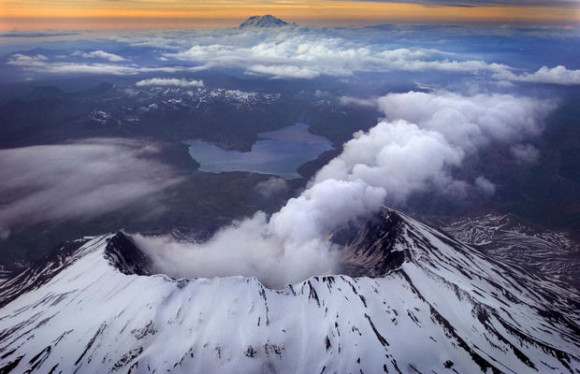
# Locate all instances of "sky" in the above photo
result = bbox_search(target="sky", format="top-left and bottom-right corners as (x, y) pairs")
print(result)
(1, 0), (579, 30)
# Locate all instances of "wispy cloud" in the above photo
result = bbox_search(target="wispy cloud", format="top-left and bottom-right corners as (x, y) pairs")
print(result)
(74, 50), (127, 62)
(136, 78), (204, 87)
(6, 54), (48, 67)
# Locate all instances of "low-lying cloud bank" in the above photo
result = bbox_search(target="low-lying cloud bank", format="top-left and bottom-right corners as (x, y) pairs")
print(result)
(0, 139), (181, 240)
(138, 90), (555, 288)
(162, 30), (580, 84)
(6, 28), (579, 85)
(169, 36), (511, 79)
(6, 53), (199, 76)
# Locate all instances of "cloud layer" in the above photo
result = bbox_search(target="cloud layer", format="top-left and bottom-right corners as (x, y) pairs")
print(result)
(165, 29), (579, 84)
(0, 139), (181, 239)
(7, 53), (194, 76)
(6, 28), (579, 85)
(139, 90), (555, 288)
(169, 34), (511, 79)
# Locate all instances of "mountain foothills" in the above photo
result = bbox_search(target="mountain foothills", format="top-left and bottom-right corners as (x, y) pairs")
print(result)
(0, 16), (579, 374)
(0, 208), (578, 373)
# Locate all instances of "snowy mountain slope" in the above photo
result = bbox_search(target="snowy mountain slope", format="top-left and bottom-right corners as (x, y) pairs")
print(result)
(0, 209), (578, 373)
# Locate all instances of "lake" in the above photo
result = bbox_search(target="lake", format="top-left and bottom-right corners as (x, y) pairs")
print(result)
(185, 123), (333, 179)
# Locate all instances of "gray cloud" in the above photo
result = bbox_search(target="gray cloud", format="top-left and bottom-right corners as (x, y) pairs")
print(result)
(475, 176), (496, 197)
(0, 31), (79, 38)
(255, 177), (289, 199)
(138, 90), (555, 288)
(511, 143), (540, 163)
(0, 139), (182, 239)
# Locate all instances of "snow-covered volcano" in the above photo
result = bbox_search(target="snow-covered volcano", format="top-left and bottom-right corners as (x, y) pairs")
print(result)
(239, 15), (290, 29)
(0, 208), (578, 373)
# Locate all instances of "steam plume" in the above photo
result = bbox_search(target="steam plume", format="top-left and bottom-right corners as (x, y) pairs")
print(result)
(138, 91), (554, 288)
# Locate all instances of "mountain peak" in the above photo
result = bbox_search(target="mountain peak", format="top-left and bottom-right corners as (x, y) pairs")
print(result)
(239, 15), (290, 29)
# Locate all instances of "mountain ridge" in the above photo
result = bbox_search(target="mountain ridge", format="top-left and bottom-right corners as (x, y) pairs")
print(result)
(0, 208), (578, 373)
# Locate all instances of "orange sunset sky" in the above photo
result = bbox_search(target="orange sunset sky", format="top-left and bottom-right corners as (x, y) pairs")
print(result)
(1, 0), (579, 30)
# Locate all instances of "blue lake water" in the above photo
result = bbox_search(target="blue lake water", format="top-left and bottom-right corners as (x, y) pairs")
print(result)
(185, 123), (333, 179)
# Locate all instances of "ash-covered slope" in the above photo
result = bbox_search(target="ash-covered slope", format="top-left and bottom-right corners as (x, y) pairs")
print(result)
(0, 209), (578, 373)
(440, 214), (580, 290)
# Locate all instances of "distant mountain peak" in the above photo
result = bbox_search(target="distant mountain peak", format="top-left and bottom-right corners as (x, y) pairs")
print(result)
(239, 15), (291, 29)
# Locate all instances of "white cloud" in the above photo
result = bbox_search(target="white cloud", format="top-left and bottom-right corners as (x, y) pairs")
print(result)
(42, 63), (141, 75)
(0, 139), (182, 238)
(136, 78), (204, 87)
(159, 29), (580, 85)
(168, 31), (512, 80)
(7, 54), (47, 67)
(316, 91), (554, 204)
(7, 29), (578, 85)
(339, 96), (378, 107)
(248, 64), (321, 79)
(314, 119), (464, 204)
(76, 50), (126, 62)
(377, 91), (553, 152)
(496, 65), (580, 85)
